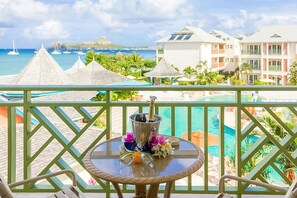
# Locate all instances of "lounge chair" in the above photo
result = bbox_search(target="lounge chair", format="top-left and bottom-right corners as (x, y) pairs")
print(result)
(0, 170), (86, 198)
(215, 175), (297, 198)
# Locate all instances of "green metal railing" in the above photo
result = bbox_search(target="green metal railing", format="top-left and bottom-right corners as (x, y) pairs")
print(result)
(268, 65), (282, 71)
(1, 85), (297, 197)
(268, 50), (282, 55)
(241, 50), (261, 55)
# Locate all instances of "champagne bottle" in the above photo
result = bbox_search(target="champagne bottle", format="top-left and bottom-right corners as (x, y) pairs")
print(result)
(148, 96), (157, 122)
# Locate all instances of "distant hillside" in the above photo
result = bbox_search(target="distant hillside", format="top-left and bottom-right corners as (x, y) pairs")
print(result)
(48, 37), (149, 50)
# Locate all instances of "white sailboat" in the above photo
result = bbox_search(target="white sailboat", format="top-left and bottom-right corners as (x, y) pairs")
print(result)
(51, 45), (61, 55)
(77, 49), (85, 55)
(51, 49), (61, 55)
(63, 47), (71, 54)
(7, 40), (19, 55)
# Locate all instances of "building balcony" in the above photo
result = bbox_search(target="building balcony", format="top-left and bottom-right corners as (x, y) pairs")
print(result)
(157, 49), (164, 55)
(241, 50), (261, 55)
(252, 65), (261, 70)
(268, 50), (282, 55)
(268, 65), (282, 71)
(211, 49), (225, 54)
(0, 85), (296, 197)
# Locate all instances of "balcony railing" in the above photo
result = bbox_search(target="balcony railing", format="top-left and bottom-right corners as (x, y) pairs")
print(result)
(157, 49), (164, 55)
(251, 65), (261, 70)
(241, 50), (261, 55)
(268, 65), (282, 71)
(0, 85), (296, 197)
(268, 50), (282, 55)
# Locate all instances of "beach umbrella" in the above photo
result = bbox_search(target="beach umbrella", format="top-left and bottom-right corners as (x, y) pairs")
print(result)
(10, 46), (73, 85)
(260, 78), (276, 83)
(182, 131), (219, 147)
(177, 77), (196, 82)
(144, 58), (183, 78)
(65, 56), (86, 74)
(67, 60), (130, 85)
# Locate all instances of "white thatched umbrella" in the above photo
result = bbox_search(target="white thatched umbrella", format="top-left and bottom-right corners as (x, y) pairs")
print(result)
(10, 46), (73, 85)
(67, 60), (129, 85)
(144, 58), (183, 85)
(65, 56), (86, 74)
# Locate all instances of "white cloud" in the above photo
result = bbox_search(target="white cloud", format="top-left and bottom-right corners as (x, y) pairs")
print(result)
(0, 0), (48, 22)
(73, 0), (194, 31)
(24, 20), (69, 40)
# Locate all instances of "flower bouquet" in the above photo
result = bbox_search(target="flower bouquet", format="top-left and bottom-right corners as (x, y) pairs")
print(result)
(120, 132), (174, 166)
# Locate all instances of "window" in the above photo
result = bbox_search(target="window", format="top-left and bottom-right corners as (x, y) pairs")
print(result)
(184, 34), (192, 40)
(176, 35), (184, 40)
(268, 60), (282, 71)
(268, 44), (282, 54)
(247, 59), (261, 70)
(247, 45), (261, 54)
(169, 35), (177, 40)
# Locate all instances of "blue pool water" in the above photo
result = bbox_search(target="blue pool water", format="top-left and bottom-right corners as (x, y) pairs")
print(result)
(156, 94), (257, 157)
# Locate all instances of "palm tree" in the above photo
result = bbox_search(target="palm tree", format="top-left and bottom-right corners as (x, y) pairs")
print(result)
(288, 61), (297, 85)
(239, 63), (252, 83)
(260, 114), (297, 182)
(183, 66), (196, 78)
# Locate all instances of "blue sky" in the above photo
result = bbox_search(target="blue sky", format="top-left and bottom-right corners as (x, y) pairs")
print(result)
(0, 0), (296, 48)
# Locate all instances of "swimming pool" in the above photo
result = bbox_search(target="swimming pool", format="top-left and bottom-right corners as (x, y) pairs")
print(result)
(158, 106), (258, 157)
(156, 94), (257, 157)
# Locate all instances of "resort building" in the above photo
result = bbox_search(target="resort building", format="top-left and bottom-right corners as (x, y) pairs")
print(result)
(156, 25), (297, 85)
(240, 25), (297, 85)
(156, 26), (226, 72)
(209, 30), (241, 75)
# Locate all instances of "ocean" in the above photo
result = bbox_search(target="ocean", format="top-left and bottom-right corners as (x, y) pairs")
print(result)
(0, 49), (156, 76)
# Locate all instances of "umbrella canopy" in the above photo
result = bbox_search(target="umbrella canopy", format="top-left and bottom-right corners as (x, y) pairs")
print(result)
(65, 56), (86, 74)
(182, 131), (219, 147)
(10, 46), (73, 85)
(144, 58), (183, 78)
(177, 77), (196, 82)
(68, 60), (130, 85)
(260, 78), (276, 83)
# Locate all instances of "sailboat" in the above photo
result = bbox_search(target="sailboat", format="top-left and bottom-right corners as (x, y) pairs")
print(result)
(7, 40), (19, 55)
(63, 46), (71, 54)
(77, 49), (85, 55)
(51, 45), (61, 55)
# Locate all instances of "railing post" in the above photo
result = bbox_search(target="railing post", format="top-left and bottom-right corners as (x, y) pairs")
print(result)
(105, 90), (111, 198)
(23, 90), (32, 181)
(236, 90), (242, 198)
(7, 106), (16, 183)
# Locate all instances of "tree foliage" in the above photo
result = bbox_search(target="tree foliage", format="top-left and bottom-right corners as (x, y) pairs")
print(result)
(85, 51), (156, 77)
(288, 61), (297, 85)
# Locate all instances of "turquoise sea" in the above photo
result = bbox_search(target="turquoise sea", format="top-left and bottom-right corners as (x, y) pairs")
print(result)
(0, 49), (156, 76)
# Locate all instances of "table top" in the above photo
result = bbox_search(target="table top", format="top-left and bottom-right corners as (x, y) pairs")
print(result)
(84, 136), (204, 185)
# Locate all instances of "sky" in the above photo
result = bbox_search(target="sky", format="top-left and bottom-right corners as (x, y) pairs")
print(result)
(0, 0), (297, 48)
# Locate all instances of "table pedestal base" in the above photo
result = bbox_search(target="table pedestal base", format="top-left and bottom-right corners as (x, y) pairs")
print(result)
(111, 182), (173, 198)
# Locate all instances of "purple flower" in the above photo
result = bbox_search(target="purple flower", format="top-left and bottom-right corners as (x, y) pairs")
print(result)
(123, 132), (134, 143)
(149, 133), (166, 148)
(158, 135), (166, 145)
(149, 132), (159, 148)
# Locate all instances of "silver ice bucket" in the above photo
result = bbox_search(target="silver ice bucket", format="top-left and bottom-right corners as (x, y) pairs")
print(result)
(130, 113), (162, 150)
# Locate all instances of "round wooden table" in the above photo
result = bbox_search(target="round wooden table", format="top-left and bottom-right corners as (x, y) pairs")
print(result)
(84, 137), (204, 198)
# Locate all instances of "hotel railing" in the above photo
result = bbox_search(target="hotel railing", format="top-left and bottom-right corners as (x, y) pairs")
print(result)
(241, 50), (261, 55)
(0, 85), (296, 198)
(268, 50), (282, 55)
(268, 65), (282, 71)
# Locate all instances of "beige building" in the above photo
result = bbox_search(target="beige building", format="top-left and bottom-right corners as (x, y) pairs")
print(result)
(240, 25), (297, 85)
(156, 25), (297, 85)
(156, 26), (226, 72)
